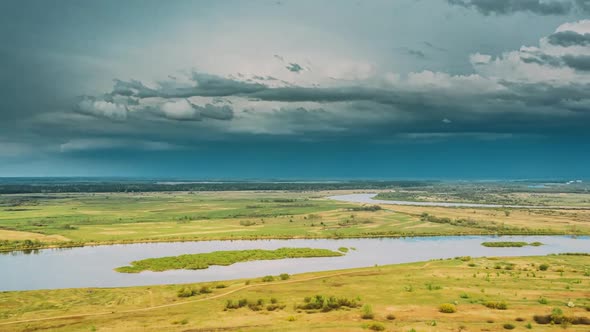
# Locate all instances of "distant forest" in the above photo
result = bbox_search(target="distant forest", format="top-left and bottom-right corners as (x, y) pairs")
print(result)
(0, 180), (431, 194)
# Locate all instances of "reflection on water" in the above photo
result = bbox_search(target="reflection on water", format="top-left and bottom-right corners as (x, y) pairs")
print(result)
(1, 235), (588, 291)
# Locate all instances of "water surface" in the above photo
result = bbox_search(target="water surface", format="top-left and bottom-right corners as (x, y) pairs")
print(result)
(1, 235), (588, 291)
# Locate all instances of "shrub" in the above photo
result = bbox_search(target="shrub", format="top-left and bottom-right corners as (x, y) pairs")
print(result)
(199, 286), (212, 294)
(515, 317), (525, 322)
(386, 313), (396, 320)
(240, 220), (256, 226)
(530, 307), (590, 325)
(296, 295), (360, 312)
(533, 315), (551, 324)
(215, 284), (227, 289)
(503, 323), (515, 330)
(525, 322), (532, 329)
(571, 316), (590, 325)
(459, 293), (469, 299)
(439, 303), (457, 313)
(538, 297), (548, 304)
(279, 273), (290, 280)
(485, 301), (508, 310)
(266, 303), (286, 311)
(286, 316), (296, 322)
(539, 264), (549, 271)
(261, 275), (275, 282)
(177, 287), (197, 298)
(360, 304), (375, 319)
(366, 322), (385, 331)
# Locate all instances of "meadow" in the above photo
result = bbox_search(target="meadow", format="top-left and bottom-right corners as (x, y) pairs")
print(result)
(115, 247), (344, 273)
(1, 190), (590, 252)
(1, 254), (588, 331)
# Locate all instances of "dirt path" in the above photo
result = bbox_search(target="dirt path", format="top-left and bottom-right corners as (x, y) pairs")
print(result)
(0, 270), (368, 327)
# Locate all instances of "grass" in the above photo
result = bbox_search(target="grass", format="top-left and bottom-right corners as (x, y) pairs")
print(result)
(1, 254), (588, 331)
(115, 247), (344, 273)
(481, 241), (544, 248)
(374, 190), (590, 207)
(1, 190), (589, 253)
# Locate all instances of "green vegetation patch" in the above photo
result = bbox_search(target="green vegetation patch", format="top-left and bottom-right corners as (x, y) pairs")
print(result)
(116, 247), (343, 273)
(481, 241), (544, 248)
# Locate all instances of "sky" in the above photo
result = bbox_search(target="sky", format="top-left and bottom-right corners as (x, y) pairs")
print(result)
(1, 0), (590, 179)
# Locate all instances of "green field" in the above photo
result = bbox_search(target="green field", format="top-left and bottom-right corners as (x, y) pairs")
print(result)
(481, 241), (544, 248)
(1, 254), (588, 331)
(375, 190), (590, 207)
(1, 190), (590, 252)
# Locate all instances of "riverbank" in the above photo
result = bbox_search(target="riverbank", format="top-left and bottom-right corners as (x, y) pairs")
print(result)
(1, 254), (588, 331)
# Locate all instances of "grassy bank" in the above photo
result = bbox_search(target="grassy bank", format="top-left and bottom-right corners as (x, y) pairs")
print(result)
(115, 247), (344, 273)
(0, 254), (588, 331)
(482, 241), (544, 248)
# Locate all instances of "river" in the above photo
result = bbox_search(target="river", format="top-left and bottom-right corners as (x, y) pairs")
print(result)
(1, 235), (588, 291)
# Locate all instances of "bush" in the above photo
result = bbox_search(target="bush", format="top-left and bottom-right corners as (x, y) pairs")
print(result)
(539, 264), (549, 271)
(386, 313), (396, 320)
(177, 287), (197, 298)
(240, 220), (256, 226)
(366, 322), (385, 331)
(533, 315), (551, 324)
(538, 297), (548, 304)
(503, 323), (515, 330)
(296, 295), (360, 312)
(485, 301), (508, 310)
(360, 304), (374, 319)
(439, 303), (457, 313)
(571, 317), (590, 325)
(199, 286), (212, 294)
(261, 275), (275, 282)
(279, 273), (290, 280)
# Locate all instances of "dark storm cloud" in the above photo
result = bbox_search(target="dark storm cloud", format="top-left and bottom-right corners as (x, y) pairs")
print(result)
(520, 51), (590, 72)
(562, 54), (590, 71)
(112, 73), (266, 99)
(407, 49), (426, 58)
(575, 0), (590, 11)
(447, 0), (573, 15)
(197, 103), (234, 120)
(547, 31), (590, 46)
(394, 47), (427, 59)
(423, 41), (448, 52)
(285, 63), (304, 73)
